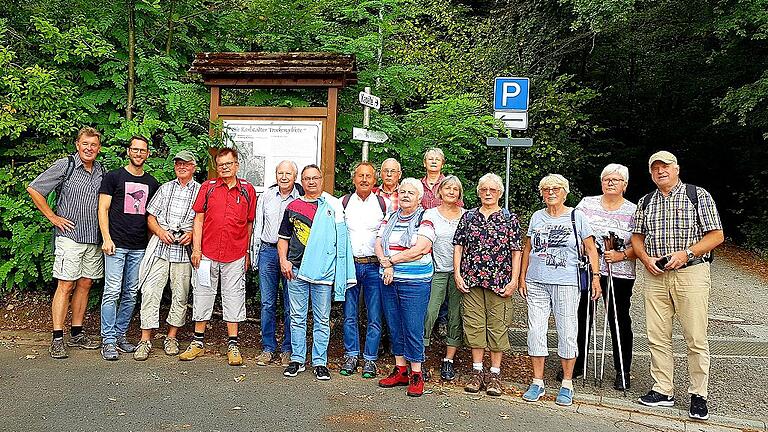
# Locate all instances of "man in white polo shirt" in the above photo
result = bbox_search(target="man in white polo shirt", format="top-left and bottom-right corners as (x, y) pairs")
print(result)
(340, 161), (390, 378)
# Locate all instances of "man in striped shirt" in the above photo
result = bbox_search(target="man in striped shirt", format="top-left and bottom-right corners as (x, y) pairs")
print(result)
(632, 151), (723, 420)
(27, 127), (105, 359)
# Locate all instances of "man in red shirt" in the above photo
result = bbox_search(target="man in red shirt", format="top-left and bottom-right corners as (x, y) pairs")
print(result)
(374, 158), (401, 213)
(180, 148), (256, 366)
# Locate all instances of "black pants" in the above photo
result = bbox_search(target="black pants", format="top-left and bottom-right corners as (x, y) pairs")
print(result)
(575, 275), (634, 376)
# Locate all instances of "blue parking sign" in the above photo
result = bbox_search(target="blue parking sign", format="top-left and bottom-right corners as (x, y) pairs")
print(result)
(494, 77), (529, 111)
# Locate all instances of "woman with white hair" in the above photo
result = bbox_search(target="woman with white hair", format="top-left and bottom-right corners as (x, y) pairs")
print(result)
(519, 174), (601, 406)
(571, 163), (638, 390)
(375, 177), (436, 397)
(422, 175), (466, 381)
(453, 173), (522, 396)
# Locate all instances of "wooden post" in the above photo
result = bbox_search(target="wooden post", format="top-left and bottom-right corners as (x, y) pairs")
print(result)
(323, 87), (338, 193)
(208, 86), (221, 178)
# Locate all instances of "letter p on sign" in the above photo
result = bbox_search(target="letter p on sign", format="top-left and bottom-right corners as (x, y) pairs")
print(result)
(494, 77), (530, 112)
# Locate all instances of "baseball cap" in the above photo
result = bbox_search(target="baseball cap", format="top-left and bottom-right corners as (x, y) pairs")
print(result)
(173, 150), (197, 164)
(648, 150), (677, 168)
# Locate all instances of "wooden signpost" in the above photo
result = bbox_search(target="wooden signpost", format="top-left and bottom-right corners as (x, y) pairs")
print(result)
(189, 52), (358, 193)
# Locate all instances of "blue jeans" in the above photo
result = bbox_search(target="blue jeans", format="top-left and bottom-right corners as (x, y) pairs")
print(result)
(258, 245), (291, 353)
(343, 263), (384, 360)
(287, 267), (332, 366)
(101, 248), (145, 344)
(381, 278), (431, 363)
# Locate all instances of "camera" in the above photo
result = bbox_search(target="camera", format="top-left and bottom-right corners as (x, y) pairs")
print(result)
(655, 256), (669, 270)
(171, 230), (185, 244)
(602, 231), (626, 252)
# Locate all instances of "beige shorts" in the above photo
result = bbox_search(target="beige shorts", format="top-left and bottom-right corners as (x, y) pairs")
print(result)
(462, 286), (513, 351)
(53, 236), (104, 281)
(192, 256), (246, 323)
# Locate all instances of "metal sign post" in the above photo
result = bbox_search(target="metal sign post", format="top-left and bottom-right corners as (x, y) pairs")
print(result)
(354, 87), (385, 161)
(488, 76), (532, 209)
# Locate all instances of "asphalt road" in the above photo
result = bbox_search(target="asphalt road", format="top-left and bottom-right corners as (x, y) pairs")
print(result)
(0, 340), (706, 432)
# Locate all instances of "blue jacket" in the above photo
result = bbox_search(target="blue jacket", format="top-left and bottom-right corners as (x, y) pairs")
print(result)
(297, 192), (357, 301)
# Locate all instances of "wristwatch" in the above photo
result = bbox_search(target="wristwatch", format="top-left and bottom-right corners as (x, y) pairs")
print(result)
(685, 249), (695, 261)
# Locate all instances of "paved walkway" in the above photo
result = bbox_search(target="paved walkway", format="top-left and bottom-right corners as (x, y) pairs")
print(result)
(0, 337), (763, 432)
(507, 254), (768, 422)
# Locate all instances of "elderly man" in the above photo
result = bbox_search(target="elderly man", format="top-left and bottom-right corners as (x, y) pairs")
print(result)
(181, 148), (256, 366)
(632, 151), (723, 420)
(375, 158), (401, 212)
(27, 127), (105, 359)
(420, 147), (463, 209)
(133, 150), (201, 361)
(279, 164), (356, 381)
(252, 160), (302, 367)
(98, 136), (160, 360)
(340, 162), (389, 378)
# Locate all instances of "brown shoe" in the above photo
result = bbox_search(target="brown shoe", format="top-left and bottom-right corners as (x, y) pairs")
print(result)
(486, 372), (503, 396)
(464, 369), (484, 393)
(227, 344), (243, 366)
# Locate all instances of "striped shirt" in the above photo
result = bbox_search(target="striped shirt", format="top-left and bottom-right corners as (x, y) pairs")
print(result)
(146, 178), (201, 263)
(633, 182), (722, 258)
(28, 155), (104, 244)
(377, 212), (436, 282)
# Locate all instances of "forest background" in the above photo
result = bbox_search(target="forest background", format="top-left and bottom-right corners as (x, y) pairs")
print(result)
(0, 0), (766, 292)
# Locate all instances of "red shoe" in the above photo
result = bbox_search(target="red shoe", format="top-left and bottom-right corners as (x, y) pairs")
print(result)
(378, 366), (409, 388)
(407, 371), (424, 397)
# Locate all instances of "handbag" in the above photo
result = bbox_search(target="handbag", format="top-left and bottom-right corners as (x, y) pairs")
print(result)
(571, 210), (592, 293)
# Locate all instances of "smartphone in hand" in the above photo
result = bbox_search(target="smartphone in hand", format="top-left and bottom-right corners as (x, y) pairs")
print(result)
(655, 256), (669, 270)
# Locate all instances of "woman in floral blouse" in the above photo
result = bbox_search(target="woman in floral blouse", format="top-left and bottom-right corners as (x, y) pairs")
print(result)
(453, 173), (522, 397)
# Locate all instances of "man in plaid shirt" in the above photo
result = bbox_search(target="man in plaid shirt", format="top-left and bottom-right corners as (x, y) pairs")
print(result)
(631, 151), (723, 421)
(133, 150), (201, 361)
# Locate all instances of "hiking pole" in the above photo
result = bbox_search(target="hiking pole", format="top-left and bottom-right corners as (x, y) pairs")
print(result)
(581, 287), (590, 386)
(607, 231), (628, 396)
(592, 296), (598, 386)
(598, 236), (611, 387)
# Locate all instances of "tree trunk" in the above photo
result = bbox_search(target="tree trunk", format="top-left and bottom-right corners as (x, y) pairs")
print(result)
(126, 0), (136, 120)
(165, 0), (175, 55)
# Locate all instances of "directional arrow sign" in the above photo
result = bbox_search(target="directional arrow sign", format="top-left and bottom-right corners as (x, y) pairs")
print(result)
(353, 127), (389, 143)
(486, 137), (533, 147)
(358, 92), (381, 110)
(494, 111), (528, 130)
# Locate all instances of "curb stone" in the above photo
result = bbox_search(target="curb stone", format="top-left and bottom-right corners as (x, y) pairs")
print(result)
(502, 381), (766, 432)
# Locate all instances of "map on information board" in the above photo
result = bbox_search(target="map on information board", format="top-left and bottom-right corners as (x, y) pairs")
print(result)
(222, 120), (323, 192)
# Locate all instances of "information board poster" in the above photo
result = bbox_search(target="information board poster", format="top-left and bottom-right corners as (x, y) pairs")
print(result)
(222, 120), (323, 192)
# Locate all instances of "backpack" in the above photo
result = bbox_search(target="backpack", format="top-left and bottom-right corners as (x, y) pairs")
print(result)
(46, 155), (76, 210)
(640, 183), (713, 262)
(341, 193), (387, 216)
(202, 179), (252, 212)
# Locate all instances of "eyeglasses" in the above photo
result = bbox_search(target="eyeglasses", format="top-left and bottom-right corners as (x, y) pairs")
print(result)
(174, 160), (194, 167)
(382, 169), (401, 175)
(217, 161), (236, 170)
(540, 187), (563, 194)
(128, 147), (148, 154)
(602, 178), (625, 185)
(479, 187), (500, 194)
(302, 176), (322, 182)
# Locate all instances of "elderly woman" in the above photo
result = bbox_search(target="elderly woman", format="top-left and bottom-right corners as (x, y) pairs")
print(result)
(573, 164), (637, 390)
(375, 178), (436, 397)
(453, 173), (522, 396)
(519, 174), (601, 406)
(422, 175), (466, 381)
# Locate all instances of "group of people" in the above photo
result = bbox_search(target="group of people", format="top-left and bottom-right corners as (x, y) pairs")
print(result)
(28, 127), (723, 420)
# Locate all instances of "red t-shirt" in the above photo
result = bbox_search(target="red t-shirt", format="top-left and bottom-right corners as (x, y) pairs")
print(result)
(192, 178), (257, 263)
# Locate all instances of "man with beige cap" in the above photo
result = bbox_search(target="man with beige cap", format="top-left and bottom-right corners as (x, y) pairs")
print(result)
(134, 150), (201, 360)
(631, 150), (723, 420)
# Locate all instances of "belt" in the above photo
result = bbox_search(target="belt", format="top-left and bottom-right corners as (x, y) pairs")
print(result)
(262, 241), (277, 248)
(354, 256), (379, 264)
(679, 257), (705, 269)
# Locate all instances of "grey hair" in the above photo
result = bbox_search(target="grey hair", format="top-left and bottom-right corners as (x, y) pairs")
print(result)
(437, 175), (464, 201)
(423, 147), (446, 163)
(538, 174), (570, 194)
(477, 173), (504, 197)
(399, 177), (425, 201)
(275, 160), (298, 175)
(380, 158), (401, 170)
(600, 163), (629, 185)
